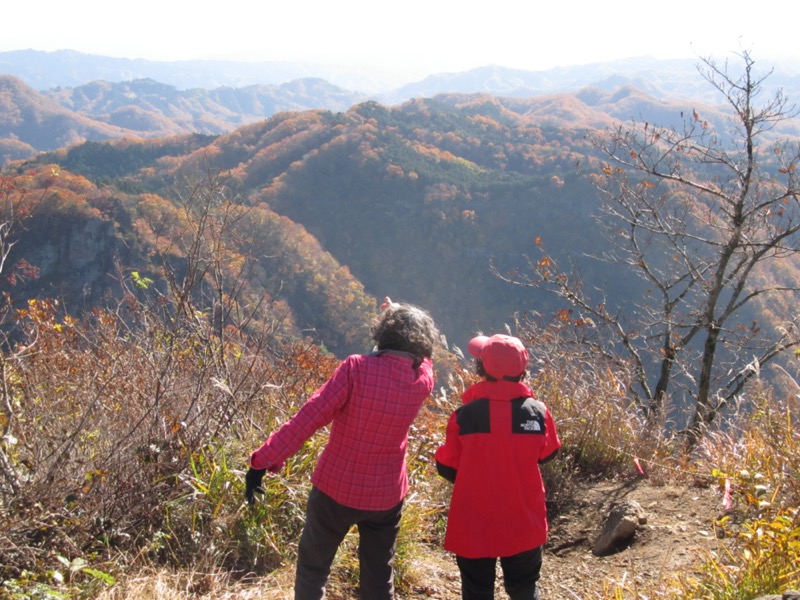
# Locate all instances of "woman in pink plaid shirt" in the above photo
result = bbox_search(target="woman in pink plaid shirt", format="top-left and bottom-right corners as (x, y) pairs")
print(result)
(246, 298), (438, 599)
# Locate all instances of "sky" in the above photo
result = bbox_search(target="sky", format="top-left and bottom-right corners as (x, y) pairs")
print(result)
(4, 0), (798, 81)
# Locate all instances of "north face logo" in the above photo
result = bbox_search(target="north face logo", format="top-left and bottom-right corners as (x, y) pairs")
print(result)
(512, 397), (546, 435)
(520, 420), (541, 432)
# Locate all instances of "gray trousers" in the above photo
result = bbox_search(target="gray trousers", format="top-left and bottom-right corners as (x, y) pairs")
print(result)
(294, 486), (404, 600)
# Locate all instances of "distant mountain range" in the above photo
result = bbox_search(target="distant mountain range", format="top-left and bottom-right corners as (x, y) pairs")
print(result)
(5, 48), (800, 102)
(3, 50), (800, 166)
(0, 75), (369, 161)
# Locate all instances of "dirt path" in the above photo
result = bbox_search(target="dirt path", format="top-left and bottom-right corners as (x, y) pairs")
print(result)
(392, 479), (729, 599)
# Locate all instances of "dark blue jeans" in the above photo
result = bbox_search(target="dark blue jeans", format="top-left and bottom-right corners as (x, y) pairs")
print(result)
(294, 486), (404, 600)
(456, 546), (543, 600)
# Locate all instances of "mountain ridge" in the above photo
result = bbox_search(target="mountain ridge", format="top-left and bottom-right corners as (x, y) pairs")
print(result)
(5, 48), (800, 102)
(11, 71), (800, 166)
(4, 49), (800, 165)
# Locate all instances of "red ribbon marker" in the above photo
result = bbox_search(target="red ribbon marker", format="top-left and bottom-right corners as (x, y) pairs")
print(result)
(723, 477), (732, 510)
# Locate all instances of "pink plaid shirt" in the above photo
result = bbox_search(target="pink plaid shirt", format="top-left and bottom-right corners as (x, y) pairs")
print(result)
(250, 351), (435, 511)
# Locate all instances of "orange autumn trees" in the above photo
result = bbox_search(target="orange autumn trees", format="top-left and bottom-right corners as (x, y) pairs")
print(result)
(1, 163), (376, 356)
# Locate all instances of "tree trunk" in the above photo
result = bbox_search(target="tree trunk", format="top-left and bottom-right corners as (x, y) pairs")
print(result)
(686, 322), (721, 449)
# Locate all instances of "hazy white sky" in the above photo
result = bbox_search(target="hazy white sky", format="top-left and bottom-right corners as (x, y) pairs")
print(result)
(4, 0), (797, 79)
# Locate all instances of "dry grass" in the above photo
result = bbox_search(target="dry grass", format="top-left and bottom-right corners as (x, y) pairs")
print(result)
(1, 297), (798, 599)
(95, 566), (295, 600)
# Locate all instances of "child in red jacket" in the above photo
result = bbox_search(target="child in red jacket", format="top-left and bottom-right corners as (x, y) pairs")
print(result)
(435, 334), (561, 600)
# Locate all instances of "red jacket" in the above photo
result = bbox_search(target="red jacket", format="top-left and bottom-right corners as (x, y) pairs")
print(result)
(435, 380), (560, 558)
(251, 351), (434, 511)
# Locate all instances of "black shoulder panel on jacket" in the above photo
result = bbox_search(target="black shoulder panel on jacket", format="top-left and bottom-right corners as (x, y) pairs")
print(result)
(456, 398), (491, 435)
(511, 397), (547, 435)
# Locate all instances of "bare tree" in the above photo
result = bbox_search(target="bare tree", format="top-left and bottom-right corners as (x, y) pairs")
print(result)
(117, 166), (276, 442)
(500, 52), (800, 445)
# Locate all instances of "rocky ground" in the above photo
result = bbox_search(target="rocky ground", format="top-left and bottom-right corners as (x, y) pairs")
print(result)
(537, 479), (729, 599)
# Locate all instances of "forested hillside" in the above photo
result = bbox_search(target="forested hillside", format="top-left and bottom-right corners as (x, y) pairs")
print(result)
(1, 164), (377, 356)
(13, 96), (614, 350)
(9, 85), (800, 359)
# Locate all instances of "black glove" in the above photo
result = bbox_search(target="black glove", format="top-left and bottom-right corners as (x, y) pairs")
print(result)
(245, 467), (267, 505)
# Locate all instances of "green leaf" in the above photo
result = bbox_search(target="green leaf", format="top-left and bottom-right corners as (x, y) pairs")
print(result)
(81, 568), (116, 585)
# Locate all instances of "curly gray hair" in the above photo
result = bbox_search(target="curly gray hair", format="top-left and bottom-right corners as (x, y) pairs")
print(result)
(371, 303), (438, 364)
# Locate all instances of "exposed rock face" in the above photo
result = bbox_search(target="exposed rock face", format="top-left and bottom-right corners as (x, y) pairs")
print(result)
(5, 211), (126, 313)
(592, 499), (648, 556)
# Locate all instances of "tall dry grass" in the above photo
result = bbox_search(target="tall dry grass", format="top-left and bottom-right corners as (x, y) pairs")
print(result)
(1, 291), (798, 598)
(675, 382), (800, 598)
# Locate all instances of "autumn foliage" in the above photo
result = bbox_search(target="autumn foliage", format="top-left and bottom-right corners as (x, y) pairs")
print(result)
(2, 58), (799, 596)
